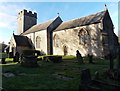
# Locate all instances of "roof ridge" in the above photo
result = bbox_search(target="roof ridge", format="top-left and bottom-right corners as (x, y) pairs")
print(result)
(61, 10), (105, 24)
(55, 10), (106, 31)
(21, 17), (59, 35)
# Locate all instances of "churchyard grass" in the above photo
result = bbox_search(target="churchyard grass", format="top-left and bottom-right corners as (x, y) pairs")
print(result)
(1, 55), (120, 90)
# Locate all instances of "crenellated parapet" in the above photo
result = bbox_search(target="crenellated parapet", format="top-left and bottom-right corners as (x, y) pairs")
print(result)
(18, 9), (37, 18)
(17, 9), (37, 35)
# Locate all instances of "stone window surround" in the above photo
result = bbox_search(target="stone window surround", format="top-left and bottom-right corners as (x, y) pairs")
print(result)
(78, 28), (89, 45)
(53, 34), (60, 47)
(36, 36), (41, 48)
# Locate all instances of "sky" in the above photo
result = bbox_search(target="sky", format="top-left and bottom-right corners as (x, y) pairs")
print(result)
(0, 1), (118, 44)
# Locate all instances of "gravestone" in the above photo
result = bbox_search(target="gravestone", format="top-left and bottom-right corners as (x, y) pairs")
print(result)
(20, 54), (23, 62)
(80, 69), (120, 91)
(94, 71), (99, 80)
(88, 54), (94, 64)
(43, 56), (62, 63)
(21, 55), (38, 67)
(13, 52), (20, 62)
(81, 69), (91, 85)
(1, 58), (6, 64)
(21, 50), (39, 67)
(108, 52), (114, 70)
(76, 50), (84, 64)
(1, 53), (7, 64)
(103, 49), (120, 80)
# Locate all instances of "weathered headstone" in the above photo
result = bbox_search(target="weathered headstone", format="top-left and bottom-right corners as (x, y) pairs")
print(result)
(1, 53), (7, 64)
(76, 50), (84, 64)
(20, 50), (39, 67)
(21, 55), (38, 67)
(80, 69), (120, 91)
(94, 71), (99, 80)
(43, 56), (62, 63)
(20, 54), (23, 62)
(13, 52), (19, 62)
(81, 69), (91, 85)
(88, 54), (94, 64)
(109, 52), (114, 70)
(1, 58), (6, 64)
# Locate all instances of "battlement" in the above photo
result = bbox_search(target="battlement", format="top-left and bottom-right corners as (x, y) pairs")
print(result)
(17, 9), (37, 35)
(18, 9), (37, 18)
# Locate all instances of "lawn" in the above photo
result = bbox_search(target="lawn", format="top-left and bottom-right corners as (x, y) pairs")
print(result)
(1, 55), (120, 90)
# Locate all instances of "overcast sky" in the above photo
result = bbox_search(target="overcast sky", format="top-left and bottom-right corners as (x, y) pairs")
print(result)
(0, 1), (118, 44)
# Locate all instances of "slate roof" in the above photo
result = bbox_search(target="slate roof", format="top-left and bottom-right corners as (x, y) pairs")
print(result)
(21, 17), (60, 35)
(21, 10), (107, 34)
(54, 10), (106, 31)
(13, 34), (31, 47)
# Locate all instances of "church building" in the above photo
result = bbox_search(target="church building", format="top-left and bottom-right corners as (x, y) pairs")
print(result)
(9, 6), (119, 58)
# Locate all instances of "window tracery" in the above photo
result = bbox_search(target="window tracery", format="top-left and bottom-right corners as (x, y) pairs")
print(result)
(78, 28), (89, 45)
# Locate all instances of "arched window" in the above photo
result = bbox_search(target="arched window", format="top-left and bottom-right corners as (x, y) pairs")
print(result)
(78, 28), (89, 45)
(36, 36), (41, 48)
(53, 34), (60, 47)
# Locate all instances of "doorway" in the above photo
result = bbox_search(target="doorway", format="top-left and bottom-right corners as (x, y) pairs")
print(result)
(63, 45), (68, 56)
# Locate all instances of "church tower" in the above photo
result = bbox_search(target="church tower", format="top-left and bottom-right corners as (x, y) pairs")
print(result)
(17, 9), (37, 35)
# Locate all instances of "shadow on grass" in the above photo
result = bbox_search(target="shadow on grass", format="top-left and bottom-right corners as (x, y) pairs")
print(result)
(2, 55), (120, 90)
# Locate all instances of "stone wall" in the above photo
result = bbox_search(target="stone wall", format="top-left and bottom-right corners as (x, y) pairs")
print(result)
(9, 35), (31, 56)
(17, 13), (24, 35)
(25, 33), (35, 44)
(53, 23), (103, 57)
(24, 15), (37, 33)
(17, 9), (37, 35)
(9, 35), (17, 56)
(25, 30), (47, 55)
(102, 10), (118, 58)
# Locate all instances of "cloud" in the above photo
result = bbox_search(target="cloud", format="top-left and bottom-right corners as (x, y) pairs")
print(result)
(0, 4), (16, 30)
(0, 3), (27, 31)
(0, 13), (16, 29)
(0, 2), (37, 44)
(0, 3), (28, 44)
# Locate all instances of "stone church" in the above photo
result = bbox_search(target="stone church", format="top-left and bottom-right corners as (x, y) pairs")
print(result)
(9, 6), (119, 58)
